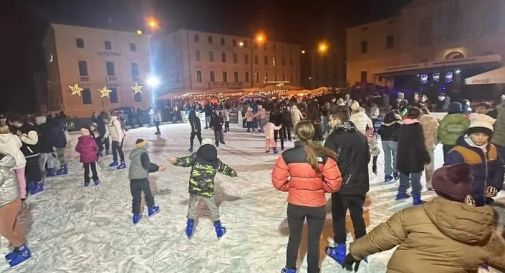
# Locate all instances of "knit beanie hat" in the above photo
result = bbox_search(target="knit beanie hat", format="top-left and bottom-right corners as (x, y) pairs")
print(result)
(135, 138), (147, 148)
(201, 138), (214, 146)
(467, 113), (495, 137)
(448, 102), (463, 114)
(350, 101), (360, 112)
(336, 98), (344, 105)
(432, 164), (473, 202)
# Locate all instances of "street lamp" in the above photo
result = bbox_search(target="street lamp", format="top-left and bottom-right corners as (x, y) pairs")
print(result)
(318, 41), (329, 55)
(145, 16), (160, 31)
(255, 32), (267, 45)
(301, 49), (306, 54)
(146, 75), (160, 88)
(136, 29), (144, 35)
(238, 41), (244, 47)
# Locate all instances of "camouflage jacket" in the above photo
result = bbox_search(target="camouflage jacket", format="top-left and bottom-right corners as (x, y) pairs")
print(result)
(175, 154), (237, 197)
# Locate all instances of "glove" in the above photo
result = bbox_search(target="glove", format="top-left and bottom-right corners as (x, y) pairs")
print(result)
(342, 254), (361, 272)
(486, 186), (498, 198)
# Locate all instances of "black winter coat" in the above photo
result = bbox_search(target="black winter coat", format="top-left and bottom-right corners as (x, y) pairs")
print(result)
(397, 122), (430, 173)
(51, 118), (67, 148)
(37, 123), (54, 153)
(324, 122), (370, 195)
(378, 123), (400, 142)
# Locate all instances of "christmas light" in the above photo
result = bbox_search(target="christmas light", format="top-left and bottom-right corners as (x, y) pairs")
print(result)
(98, 86), (112, 98)
(69, 83), (84, 96)
(131, 83), (143, 94)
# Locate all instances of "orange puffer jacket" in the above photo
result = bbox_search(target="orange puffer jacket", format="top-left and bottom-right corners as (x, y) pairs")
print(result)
(272, 142), (342, 207)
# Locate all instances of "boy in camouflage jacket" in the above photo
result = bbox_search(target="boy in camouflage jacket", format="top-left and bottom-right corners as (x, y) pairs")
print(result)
(170, 138), (237, 240)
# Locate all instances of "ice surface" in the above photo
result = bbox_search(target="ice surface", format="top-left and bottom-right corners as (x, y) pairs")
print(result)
(2, 123), (503, 273)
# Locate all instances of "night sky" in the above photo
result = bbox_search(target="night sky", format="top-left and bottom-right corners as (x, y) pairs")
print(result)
(0, 0), (411, 113)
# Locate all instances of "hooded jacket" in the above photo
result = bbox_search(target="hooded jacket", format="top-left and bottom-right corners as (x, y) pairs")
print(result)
(175, 144), (236, 197)
(128, 147), (159, 180)
(50, 117), (68, 148)
(37, 120), (54, 153)
(188, 110), (202, 132)
(0, 133), (26, 169)
(350, 108), (373, 135)
(290, 105), (304, 127)
(107, 116), (125, 142)
(75, 135), (98, 163)
(438, 113), (470, 145)
(397, 119), (430, 173)
(0, 154), (19, 207)
(419, 114), (439, 150)
(349, 197), (505, 273)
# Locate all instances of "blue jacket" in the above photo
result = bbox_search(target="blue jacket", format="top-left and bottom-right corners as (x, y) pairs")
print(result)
(445, 136), (504, 206)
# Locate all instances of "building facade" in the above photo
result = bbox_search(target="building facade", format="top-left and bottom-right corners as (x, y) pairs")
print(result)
(159, 29), (301, 93)
(346, 0), (505, 100)
(44, 24), (152, 118)
(307, 42), (346, 89)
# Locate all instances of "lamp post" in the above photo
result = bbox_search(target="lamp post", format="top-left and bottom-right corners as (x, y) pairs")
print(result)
(241, 32), (267, 88)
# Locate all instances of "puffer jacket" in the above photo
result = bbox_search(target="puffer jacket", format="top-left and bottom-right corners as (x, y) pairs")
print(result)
(175, 144), (236, 198)
(350, 109), (373, 135)
(17, 123), (39, 158)
(264, 122), (282, 140)
(108, 116), (125, 142)
(492, 101), (505, 147)
(272, 142), (342, 207)
(419, 114), (439, 150)
(0, 154), (19, 207)
(75, 135), (98, 163)
(349, 197), (505, 273)
(445, 136), (504, 206)
(397, 120), (430, 173)
(290, 105), (304, 128)
(0, 133), (26, 169)
(438, 113), (470, 145)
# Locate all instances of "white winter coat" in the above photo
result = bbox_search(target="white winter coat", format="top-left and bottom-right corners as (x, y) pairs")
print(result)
(108, 116), (125, 142)
(264, 122), (282, 140)
(350, 108), (373, 135)
(290, 105), (304, 128)
(0, 133), (26, 169)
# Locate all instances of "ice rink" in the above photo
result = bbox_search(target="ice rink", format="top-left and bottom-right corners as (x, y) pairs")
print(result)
(2, 122), (501, 273)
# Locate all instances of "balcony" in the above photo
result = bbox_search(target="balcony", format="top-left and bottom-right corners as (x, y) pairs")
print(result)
(79, 76), (89, 82)
(208, 81), (244, 88)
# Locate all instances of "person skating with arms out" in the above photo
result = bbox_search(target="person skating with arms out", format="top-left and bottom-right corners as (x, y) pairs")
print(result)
(129, 139), (166, 224)
(169, 138), (237, 240)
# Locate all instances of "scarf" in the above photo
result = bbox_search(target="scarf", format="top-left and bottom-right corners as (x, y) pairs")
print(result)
(334, 121), (358, 133)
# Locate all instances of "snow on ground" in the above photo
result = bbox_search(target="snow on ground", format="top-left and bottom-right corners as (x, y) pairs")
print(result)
(1, 122), (502, 273)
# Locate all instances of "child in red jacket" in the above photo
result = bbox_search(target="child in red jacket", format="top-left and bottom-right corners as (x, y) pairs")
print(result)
(75, 128), (100, 186)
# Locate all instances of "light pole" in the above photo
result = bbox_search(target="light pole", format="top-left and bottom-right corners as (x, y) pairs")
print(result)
(241, 32), (267, 88)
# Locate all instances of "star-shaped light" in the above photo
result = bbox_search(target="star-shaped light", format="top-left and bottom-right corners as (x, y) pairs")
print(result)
(98, 86), (112, 98)
(131, 83), (143, 94)
(69, 83), (84, 96)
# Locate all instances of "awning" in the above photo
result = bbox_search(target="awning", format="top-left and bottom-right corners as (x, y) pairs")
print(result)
(465, 66), (505, 85)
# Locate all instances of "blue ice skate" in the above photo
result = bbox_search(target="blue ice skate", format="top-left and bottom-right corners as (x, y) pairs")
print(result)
(396, 192), (411, 200)
(148, 206), (160, 217)
(132, 213), (142, 225)
(412, 194), (424, 206)
(30, 182), (43, 195)
(213, 220), (227, 239)
(108, 160), (118, 168)
(117, 162), (127, 170)
(281, 268), (296, 273)
(326, 243), (346, 266)
(8, 244), (31, 267)
(185, 219), (195, 239)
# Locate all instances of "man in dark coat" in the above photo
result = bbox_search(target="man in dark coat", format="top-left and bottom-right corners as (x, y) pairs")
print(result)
(188, 108), (202, 152)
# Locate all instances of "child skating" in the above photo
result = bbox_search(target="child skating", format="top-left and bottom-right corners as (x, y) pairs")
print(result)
(265, 120), (282, 154)
(128, 139), (166, 224)
(75, 128), (100, 187)
(170, 138), (237, 239)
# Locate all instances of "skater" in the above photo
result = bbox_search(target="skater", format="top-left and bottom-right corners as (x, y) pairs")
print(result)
(0, 126), (27, 200)
(89, 123), (101, 158)
(255, 105), (267, 133)
(366, 127), (380, 175)
(343, 164), (505, 273)
(445, 113), (504, 206)
(210, 110), (225, 147)
(438, 102), (470, 163)
(201, 103), (213, 129)
(50, 114), (68, 175)
(0, 152), (32, 267)
(75, 128), (100, 187)
(128, 139), (165, 224)
(243, 107), (255, 132)
(188, 109), (202, 153)
(170, 138), (237, 240)
(101, 112), (111, 156)
(223, 107), (230, 133)
(108, 113), (126, 169)
(281, 105), (292, 141)
(91, 112), (106, 156)
(35, 115), (59, 177)
(272, 120), (342, 273)
(350, 101), (373, 135)
(152, 108), (161, 135)
(270, 107), (286, 151)
(324, 105), (370, 266)
(290, 104), (304, 130)
(264, 119), (282, 154)
(378, 111), (402, 181)
(11, 116), (43, 195)
(396, 107), (430, 205)
(419, 108), (439, 191)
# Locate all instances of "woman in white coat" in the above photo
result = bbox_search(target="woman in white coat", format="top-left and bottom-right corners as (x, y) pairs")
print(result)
(290, 105), (304, 129)
(0, 126), (27, 199)
(350, 101), (373, 135)
(107, 113), (126, 169)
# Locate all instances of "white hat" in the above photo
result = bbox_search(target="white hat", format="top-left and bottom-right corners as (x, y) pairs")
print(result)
(467, 113), (495, 136)
(201, 138), (214, 146)
(350, 101), (360, 111)
(35, 115), (47, 125)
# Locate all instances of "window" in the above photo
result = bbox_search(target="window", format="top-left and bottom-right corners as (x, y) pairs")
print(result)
(244, 55), (249, 64)
(194, 34), (199, 42)
(386, 35), (395, 49)
(196, 71), (202, 83)
(282, 57), (285, 66)
(109, 88), (118, 103)
(221, 52), (227, 63)
(361, 71), (367, 82)
(106, 62), (115, 76)
(264, 55), (268, 65)
(289, 58), (293, 67)
(221, 37), (225, 45)
(81, 88), (92, 104)
(234, 72), (239, 82)
(254, 72), (259, 83)
(265, 72), (269, 81)
(134, 92), (142, 102)
(232, 39), (237, 47)
(209, 51), (214, 62)
(245, 72), (249, 82)
(272, 56), (276, 66)
(210, 71), (215, 82)
(129, 43), (136, 52)
(104, 41), (112, 50)
(78, 61), (88, 76)
(233, 53), (238, 64)
(254, 55), (259, 65)
(208, 36), (213, 44)
(195, 50), (201, 61)
(131, 63), (139, 78)
(222, 71), (228, 82)
(361, 41), (368, 53)
(76, 38), (84, 48)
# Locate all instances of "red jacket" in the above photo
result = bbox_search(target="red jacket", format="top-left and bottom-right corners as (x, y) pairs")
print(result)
(272, 143), (342, 207)
(75, 135), (98, 163)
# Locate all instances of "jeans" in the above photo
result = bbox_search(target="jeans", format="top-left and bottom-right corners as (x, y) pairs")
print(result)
(55, 147), (66, 166)
(331, 193), (367, 244)
(205, 116), (211, 128)
(190, 131), (202, 149)
(155, 121), (160, 134)
(214, 129), (224, 146)
(130, 179), (155, 214)
(112, 139), (125, 162)
(425, 148), (435, 189)
(399, 172), (422, 195)
(286, 204), (325, 273)
(442, 144), (454, 164)
(258, 118), (265, 131)
(39, 152), (58, 174)
(103, 137), (110, 153)
(83, 162), (98, 182)
(187, 194), (220, 221)
(381, 141), (398, 176)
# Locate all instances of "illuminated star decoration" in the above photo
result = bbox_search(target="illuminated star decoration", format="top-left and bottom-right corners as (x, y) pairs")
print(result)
(98, 86), (112, 98)
(69, 83), (84, 96)
(131, 83), (143, 94)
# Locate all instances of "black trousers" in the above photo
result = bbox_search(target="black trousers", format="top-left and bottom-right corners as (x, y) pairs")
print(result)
(214, 129), (224, 146)
(274, 128), (285, 150)
(331, 193), (367, 244)
(155, 121), (160, 133)
(103, 137), (110, 153)
(286, 204), (325, 273)
(130, 179), (155, 214)
(190, 131), (202, 149)
(112, 140), (125, 162)
(25, 156), (42, 191)
(83, 162), (98, 182)
(284, 124), (292, 141)
(224, 121), (230, 132)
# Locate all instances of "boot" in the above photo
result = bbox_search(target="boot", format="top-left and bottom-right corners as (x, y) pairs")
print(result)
(185, 219), (195, 239)
(412, 194), (424, 206)
(93, 179), (100, 186)
(188, 147), (193, 153)
(56, 165), (67, 176)
(117, 162), (127, 170)
(84, 180), (91, 187)
(384, 175), (394, 182)
(281, 268), (297, 273)
(46, 168), (56, 177)
(26, 181), (35, 194)
(132, 213), (142, 225)
(30, 182), (43, 195)
(393, 171), (400, 180)
(148, 205), (160, 217)
(213, 220), (227, 239)
(8, 244), (31, 267)
(109, 160), (119, 168)
(326, 243), (346, 266)
(396, 192), (411, 200)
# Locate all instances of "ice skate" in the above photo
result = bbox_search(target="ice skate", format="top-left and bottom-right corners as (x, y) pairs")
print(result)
(93, 179), (100, 186)
(30, 182), (43, 195)
(46, 168), (56, 177)
(84, 180), (91, 187)
(117, 162), (127, 170)
(8, 244), (31, 267)
(281, 268), (296, 273)
(108, 160), (118, 168)
(147, 205), (160, 217)
(412, 194), (424, 205)
(185, 219), (195, 239)
(213, 220), (227, 239)
(326, 243), (346, 266)
(396, 192), (411, 200)
(132, 213), (142, 225)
